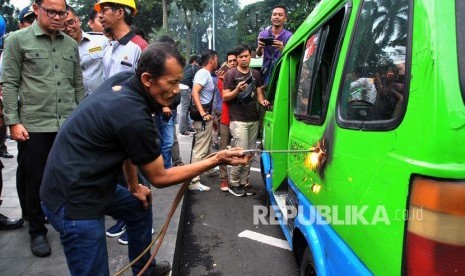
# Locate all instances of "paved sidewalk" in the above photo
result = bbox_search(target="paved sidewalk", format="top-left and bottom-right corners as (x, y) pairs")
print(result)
(0, 129), (193, 276)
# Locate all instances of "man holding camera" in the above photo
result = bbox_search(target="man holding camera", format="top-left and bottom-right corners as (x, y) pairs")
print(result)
(256, 5), (293, 85)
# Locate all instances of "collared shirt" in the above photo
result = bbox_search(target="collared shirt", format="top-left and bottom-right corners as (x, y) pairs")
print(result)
(78, 31), (109, 96)
(40, 72), (162, 219)
(102, 30), (148, 79)
(258, 27), (293, 66)
(1, 21), (84, 132)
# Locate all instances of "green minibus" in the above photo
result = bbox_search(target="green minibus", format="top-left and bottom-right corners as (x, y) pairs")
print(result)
(261, 0), (465, 275)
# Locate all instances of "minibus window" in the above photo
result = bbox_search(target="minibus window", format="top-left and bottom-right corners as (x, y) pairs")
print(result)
(457, 0), (465, 103)
(338, 0), (409, 128)
(295, 31), (321, 116)
(294, 7), (346, 124)
(266, 61), (282, 106)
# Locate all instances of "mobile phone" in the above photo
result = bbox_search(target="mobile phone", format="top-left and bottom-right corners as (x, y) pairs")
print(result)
(260, 37), (274, 46)
(216, 64), (230, 75)
(245, 76), (253, 85)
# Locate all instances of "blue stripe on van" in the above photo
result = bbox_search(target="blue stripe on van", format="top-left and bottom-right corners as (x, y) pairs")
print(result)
(262, 152), (372, 275)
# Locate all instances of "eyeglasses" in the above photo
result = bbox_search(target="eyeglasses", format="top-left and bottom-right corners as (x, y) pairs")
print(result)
(38, 5), (69, 19)
(63, 18), (77, 29)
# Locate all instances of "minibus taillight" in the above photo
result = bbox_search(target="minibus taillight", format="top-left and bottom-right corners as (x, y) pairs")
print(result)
(405, 177), (465, 275)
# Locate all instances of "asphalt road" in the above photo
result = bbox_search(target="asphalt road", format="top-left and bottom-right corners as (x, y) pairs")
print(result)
(173, 156), (300, 276)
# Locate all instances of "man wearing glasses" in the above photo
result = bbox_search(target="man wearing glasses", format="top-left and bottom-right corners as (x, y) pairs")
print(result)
(62, 5), (109, 97)
(0, 5), (37, 229)
(1, 0), (84, 257)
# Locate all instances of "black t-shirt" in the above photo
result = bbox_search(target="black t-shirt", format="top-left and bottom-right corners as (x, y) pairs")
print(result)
(40, 72), (161, 220)
(223, 67), (263, 122)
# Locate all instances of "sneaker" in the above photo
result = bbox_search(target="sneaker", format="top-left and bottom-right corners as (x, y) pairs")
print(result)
(228, 186), (246, 197)
(106, 220), (126, 237)
(188, 182), (211, 192)
(118, 230), (128, 245)
(242, 184), (256, 196)
(220, 181), (229, 192)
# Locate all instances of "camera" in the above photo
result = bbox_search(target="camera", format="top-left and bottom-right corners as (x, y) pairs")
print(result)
(259, 37), (274, 46)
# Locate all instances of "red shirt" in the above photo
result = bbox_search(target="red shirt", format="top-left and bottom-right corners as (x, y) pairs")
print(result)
(218, 78), (230, 125)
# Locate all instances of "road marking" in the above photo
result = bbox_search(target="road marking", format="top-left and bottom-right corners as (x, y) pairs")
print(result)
(227, 165), (260, 172)
(238, 230), (291, 251)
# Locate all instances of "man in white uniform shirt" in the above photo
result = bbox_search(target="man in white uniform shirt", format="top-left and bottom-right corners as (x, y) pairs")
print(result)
(63, 5), (109, 96)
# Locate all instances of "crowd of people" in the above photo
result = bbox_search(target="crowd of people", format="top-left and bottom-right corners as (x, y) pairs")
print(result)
(0, 1), (292, 275)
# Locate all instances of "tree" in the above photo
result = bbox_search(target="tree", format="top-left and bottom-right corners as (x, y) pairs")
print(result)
(1, 0), (22, 33)
(175, 0), (207, 60)
(166, 0), (239, 62)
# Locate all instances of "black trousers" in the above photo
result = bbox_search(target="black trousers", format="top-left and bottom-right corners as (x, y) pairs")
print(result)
(17, 132), (56, 238)
(0, 99), (8, 153)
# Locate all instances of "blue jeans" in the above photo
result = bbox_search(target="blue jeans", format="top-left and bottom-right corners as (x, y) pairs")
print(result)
(158, 110), (176, 168)
(42, 185), (156, 276)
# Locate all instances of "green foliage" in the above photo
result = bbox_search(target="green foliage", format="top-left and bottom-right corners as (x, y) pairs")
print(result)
(1, 0), (23, 33)
(167, 0), (240, 63)
(174, 0), (207, 60)
(148, 27), (178, 44)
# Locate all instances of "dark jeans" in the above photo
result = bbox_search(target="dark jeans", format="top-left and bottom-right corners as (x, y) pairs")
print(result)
(17, 132), (56, 238)
(42, 185), (156, 276)
(178, 88), (193, 133)
(172, 127), (182, 164)
(0, 99), (8, 153)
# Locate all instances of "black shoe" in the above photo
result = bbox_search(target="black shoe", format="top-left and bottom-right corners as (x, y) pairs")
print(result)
(0, 152), (13, 158)
(241, 184), (256, 196)
(0, 214), (24, 230)
(150, 260), (171, 276)
(228, 186), (246, 197)
(31, 235), (51, 257)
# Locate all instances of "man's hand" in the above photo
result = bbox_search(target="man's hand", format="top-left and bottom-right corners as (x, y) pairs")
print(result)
(162, 107), (172, 118)
(130, 184), (152, 209)
(260, 99), (270, 107)
(236, 80), (248, 93)
(10, 124), (29, 142)
(272, 40), (285, 52)
(215, 148), (253, 166)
